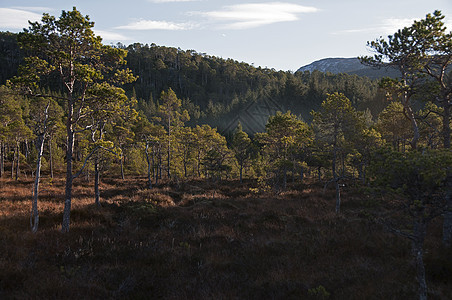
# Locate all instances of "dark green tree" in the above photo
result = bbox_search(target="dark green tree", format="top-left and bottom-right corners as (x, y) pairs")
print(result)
(361, 26), (423, 149)
(157, 88), (189, 179)
(369, 148), (452, 300)
(84, 83), (136, 206)
(257, 111), (310, 191)
(231, 122), (252, 183)
(312, 92), (362, 212)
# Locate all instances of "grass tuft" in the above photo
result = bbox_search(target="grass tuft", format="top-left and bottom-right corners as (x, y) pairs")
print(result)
(0, 176), (450, 298)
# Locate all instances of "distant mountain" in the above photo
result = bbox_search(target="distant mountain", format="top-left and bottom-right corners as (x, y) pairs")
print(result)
(297, 57), (400, 79)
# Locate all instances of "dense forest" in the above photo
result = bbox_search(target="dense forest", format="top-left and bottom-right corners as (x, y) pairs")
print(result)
(0, 7), (451, 300)
(1, 30), (387, 132)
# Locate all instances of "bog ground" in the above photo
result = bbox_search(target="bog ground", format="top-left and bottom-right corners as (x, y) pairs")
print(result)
(0, 176), (451, 299)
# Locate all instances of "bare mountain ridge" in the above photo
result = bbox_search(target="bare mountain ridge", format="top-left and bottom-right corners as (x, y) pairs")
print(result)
(297, 57), (400, 79)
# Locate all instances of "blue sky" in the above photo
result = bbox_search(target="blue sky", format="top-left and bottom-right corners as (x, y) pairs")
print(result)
(0, 0), (451, 71)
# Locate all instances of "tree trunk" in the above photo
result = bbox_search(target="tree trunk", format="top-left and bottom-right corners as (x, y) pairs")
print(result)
(62, 102), (74, 233)
(15, 142), (19, 181)
(318, 166), (321, 182)
(443, 169), (452, 246)
(156, 150), (161, 185)
(0, 141), (3, 178)
(333, 144), (341, 213)
(11, 146), (15, 179)
(145, 143), (153, 189)
(283, 165), (287, 190)
(358, 162), (365, 184)
(300, 166), (304, 182)
(239, 163), (243, 183)
(94, 155), (101, 207)
(413, 221), (427, 300)
(197, 152), (201, 177)
(167, 120), (171, 179)
(402, 92), (420, 150)
(120, 155), (125, 180)
(31, 135), (45, 233)
(334, 180), (341, 213)
(442, 99), (451, 149)
(49, 137), (54, 179)
(25, 140), (29, 158)
(152, 146), (156, 183)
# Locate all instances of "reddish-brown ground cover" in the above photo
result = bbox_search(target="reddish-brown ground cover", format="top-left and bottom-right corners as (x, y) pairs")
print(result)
(0, 176), (451, 299)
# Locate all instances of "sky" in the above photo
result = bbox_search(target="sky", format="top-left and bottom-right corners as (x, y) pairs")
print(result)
(0, 0), (451, 71)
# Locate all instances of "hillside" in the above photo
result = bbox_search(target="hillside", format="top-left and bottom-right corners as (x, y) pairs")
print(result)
(297, 57), (401, 79)
(0, 32), (387, 133)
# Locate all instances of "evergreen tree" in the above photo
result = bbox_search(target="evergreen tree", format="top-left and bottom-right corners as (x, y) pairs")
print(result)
(231, 122), (252, 183)
(311, 93), (362, 212)
(369, 148), (452, 300)
(16, 7), (135, 232)
(157, 88), (189, 179)
(257, 111), (310, 191)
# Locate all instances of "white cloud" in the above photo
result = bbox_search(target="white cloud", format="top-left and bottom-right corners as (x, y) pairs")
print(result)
(379, 18), (417, 34)
(94, 30), (130, 41)
(376, 16), (452, 35)
(333, 18), (423, 36)
(0, 8), (42, 29)
(198, 2), (318, 29)
(116, 20), (196, 30)
(149, 0), (199, 2)
(10, 7), (52, 13)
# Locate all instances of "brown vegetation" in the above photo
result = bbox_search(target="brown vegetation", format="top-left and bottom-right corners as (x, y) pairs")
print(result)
(0, 175), (451, 299)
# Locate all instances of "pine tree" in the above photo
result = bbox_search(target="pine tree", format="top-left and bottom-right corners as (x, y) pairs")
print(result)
(17, 7), (135, 232)
(231, 122), (252, 183)
(312, 93), (361, 212)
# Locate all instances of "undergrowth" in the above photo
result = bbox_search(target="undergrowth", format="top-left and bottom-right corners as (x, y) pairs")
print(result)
(0, 176), (451, 299)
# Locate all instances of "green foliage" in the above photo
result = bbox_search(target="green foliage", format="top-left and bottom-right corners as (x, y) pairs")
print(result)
(311, 92), (361, 143)
(0, 8), (450, 232)
(105, 43), (385, 130)
(308, 285), (331, 299)
(369, 148), (451, 198)
(0, 86), (33, 147)
(376, 101), (412, 151)
(361, 10), (452, 149)
(311, 92), (363, 178)
(232, 123), (253, 181)
(257, 111), (311, 190)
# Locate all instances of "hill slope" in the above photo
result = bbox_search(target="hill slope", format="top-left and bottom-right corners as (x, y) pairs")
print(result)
(0, 32), (387, 133)
(297, 57), (400, 79)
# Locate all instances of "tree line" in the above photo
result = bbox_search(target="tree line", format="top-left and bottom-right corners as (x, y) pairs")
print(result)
(1, 31), (388, 130)
(0, 8), (450, 300)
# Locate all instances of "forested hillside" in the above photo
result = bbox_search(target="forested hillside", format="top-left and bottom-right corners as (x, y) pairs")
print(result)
(0, 31), (386, 132)
(125, 43), (390, 131)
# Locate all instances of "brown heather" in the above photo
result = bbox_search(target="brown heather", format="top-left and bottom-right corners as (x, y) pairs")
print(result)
(0, 175), (451, 299)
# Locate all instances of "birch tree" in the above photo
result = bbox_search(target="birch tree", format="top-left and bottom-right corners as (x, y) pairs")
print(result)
(28, 96), (63, 232)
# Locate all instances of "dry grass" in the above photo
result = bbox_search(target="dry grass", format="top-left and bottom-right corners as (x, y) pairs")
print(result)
(0, 175), (451, 299)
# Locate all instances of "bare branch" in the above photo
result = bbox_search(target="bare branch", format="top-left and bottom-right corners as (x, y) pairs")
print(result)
(72, 145), (119, 179)
(376, 218), (416, 241)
